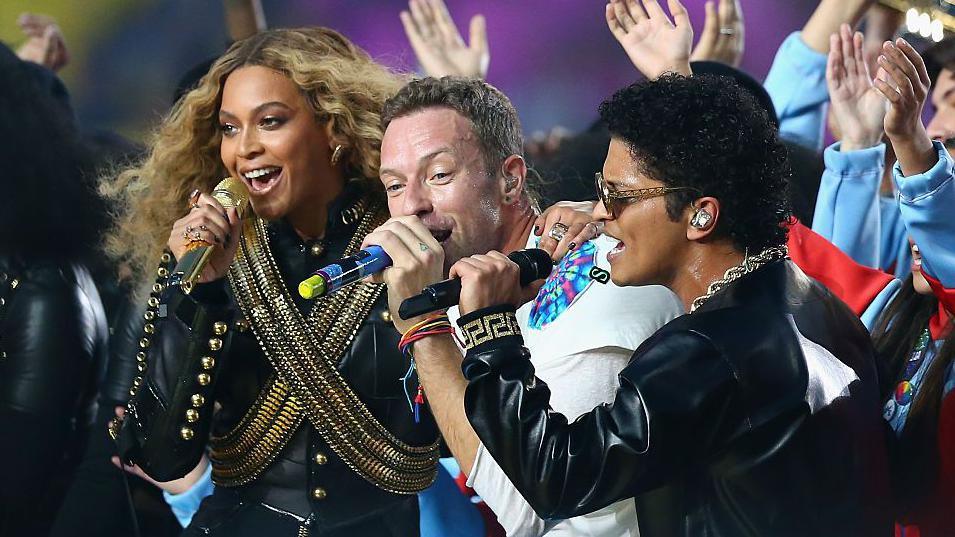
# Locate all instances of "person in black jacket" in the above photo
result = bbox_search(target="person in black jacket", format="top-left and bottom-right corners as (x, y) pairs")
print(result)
(106, 28), (440, 536)
(0, 44), (108, 536)
(373, 67), (895, 535)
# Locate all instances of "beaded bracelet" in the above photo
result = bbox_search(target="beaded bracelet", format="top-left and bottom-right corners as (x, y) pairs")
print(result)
(397, 314), (458, 423)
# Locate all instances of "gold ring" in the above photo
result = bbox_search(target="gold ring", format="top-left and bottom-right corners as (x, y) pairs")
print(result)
(192, 230), (202, 241)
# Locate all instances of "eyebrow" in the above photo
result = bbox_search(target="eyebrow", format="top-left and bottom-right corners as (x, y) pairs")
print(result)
(219, 101), (293, 121)
(379, 147), (457, 179)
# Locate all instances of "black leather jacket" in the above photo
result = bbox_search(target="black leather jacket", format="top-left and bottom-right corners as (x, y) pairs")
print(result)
(0, 254), (108, 532)
(461, 260), (893, 537)
(116, 187), (438, 536)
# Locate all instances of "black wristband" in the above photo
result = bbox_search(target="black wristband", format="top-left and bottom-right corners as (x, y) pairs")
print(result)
(456, 304), (523, 352)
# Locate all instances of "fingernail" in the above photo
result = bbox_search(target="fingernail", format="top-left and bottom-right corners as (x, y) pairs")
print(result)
(533, 225), (541, 235)
(568, 242), (577, 250)
(189, 189), (199, 199)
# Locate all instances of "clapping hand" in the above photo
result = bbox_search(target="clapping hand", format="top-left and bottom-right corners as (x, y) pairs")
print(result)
(606, 0), (693, 79)
(873, 38), (936, 176)
(690, 0), (744, 68)
(401, 0), (489, 79)
(827, 24), (888, 151)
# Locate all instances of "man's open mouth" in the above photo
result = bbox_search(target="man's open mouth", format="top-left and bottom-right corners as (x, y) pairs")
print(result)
(430, 229), (452, 244)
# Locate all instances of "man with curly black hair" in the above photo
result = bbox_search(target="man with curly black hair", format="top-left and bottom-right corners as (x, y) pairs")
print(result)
(438, 70), (893, 536)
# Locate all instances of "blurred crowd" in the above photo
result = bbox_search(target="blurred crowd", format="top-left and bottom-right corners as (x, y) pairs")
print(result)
(0, 0), (953, 536)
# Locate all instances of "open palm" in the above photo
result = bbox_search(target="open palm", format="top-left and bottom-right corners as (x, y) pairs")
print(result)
(827, 24), (887, 149)
(606, 0), (693, 79)
(401, 0), (489, 79)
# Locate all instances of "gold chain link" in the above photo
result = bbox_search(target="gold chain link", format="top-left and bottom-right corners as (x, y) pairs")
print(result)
(212, 197), (439, 493)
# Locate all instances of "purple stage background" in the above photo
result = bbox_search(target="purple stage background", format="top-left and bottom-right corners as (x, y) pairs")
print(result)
(63, 0), (818, 139)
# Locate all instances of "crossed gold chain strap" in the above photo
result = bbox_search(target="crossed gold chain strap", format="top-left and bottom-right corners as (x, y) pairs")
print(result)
(212, 197), (439, 493)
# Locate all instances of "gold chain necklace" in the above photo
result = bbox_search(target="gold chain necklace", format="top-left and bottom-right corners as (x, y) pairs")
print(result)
(689, 245), (789, 313)
(222, 198), (439, 494)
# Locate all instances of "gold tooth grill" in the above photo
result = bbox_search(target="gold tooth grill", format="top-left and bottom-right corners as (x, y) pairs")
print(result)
(217, 198), (438, 493)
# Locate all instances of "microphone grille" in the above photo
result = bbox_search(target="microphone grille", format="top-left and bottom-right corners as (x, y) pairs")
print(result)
(512, 248), (555, 285)
(212, 176), (250, 217)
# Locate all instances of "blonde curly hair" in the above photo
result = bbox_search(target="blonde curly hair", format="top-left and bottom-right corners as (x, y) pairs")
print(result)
(103, 27), (402, 288)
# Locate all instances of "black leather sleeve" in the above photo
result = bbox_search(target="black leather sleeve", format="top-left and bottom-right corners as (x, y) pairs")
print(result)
(0, 263), (101, 505)
(116, 271), (235, 482)
(461, 308), (745, 520)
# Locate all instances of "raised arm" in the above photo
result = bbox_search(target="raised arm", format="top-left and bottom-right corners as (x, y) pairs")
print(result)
(606, 0), (693, 79)
(689, 0), (744, 67)
(878, 39), (955, 307)
(400, 0), (489, 79)
(764, 0), (878, 151)
(812, 24), (888, 266)
(802, 0), (876, 54)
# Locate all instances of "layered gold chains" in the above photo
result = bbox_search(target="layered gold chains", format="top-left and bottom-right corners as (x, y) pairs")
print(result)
(689, 245), (789, 312)
(215, 197), (439, 493)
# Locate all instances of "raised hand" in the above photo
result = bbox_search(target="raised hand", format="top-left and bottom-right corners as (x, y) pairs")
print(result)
(15, 13), (70, 72)
(690, 0), (744, 67)
(606, 0), (693, 79)
(400, 0), (489, 79)
(874, 38), (936, 176)
(826, 24), (887, 150)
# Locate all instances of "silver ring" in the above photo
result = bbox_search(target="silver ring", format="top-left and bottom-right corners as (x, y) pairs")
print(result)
(586, 221), (604, 237)
(547, 222), (570, 243)
(719, 28), (736, 35)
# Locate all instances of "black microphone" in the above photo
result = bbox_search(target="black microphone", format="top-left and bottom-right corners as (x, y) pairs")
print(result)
(398, 248), (554, 320)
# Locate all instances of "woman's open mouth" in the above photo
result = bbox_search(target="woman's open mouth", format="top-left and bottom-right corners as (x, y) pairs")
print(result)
(242, 166), (283, 194)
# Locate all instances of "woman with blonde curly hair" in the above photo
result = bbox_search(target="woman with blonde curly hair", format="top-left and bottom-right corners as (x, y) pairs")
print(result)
(109, 28), (440, 536)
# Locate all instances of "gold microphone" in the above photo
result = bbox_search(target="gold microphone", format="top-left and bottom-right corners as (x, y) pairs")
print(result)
(168, 177), (250, 294)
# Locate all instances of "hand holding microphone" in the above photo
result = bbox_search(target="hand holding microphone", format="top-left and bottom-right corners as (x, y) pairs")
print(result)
(167, 177), (247, 293)
(301, 216), (553, 331)
(447, 250), (550, 317)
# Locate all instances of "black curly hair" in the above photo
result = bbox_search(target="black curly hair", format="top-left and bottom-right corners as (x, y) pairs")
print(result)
(0, 43), (104, 260)
(599, 73), (792, 252)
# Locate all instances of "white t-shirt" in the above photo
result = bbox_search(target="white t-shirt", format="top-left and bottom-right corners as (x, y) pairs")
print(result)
(450, 233), (684, 537)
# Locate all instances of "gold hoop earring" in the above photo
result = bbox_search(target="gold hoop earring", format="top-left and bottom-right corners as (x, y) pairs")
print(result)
(330, 145), (344, 166)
